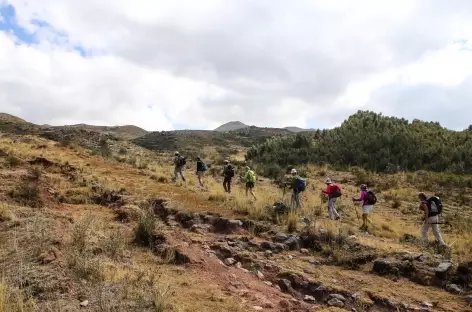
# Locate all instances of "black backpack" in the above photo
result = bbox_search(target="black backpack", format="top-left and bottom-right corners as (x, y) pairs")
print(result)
(427, 196), (443, 216)
(366, 191), (377, 205)
(178, 156), (186, 166)
(227, 165), (235, 177)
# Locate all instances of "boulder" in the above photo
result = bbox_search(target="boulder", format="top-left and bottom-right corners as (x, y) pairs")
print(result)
(327, 298), (344, 308)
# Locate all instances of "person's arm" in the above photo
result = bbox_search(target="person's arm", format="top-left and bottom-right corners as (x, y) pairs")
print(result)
(321, 186), (329, 194)
(353, 191), (364, 202)
(421, 203), (428, 221)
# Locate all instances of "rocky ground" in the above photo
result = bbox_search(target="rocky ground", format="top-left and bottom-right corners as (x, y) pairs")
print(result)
(0, 133), (471, 312)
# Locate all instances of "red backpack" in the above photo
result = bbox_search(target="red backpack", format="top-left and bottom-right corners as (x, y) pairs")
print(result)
(331, 184), (342, 198)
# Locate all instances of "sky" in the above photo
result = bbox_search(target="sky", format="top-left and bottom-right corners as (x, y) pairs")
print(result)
(1, 1), (472, 131)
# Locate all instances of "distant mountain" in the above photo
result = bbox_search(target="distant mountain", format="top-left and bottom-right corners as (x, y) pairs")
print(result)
(284, 126), (315, 132)
(214, 121), (249, 132)
(215, 121), (314, 133)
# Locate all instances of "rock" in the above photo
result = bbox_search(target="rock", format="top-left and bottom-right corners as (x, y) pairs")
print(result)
(265, 250), (273, 257)
(283, 236), (301, 250)
(260, 241), (276, 250)
(303, 295), (316, 303)
(300, 248), (309, 254)
(235, 262), (242, 269)
(446, 284), (462, 294)
(229, 219), (243, 227)
(275, 232), (289, 242)
(224, 258), (237, 266)
(466, 295), (472, 306)
(257, 271), (265, 280)
(264, 281), (273, 287)
(329, 294), (346, 302)
(422, 301), (433, 308)
(288, 255), (294, 260)
(327, 298), (345, 308)
(252, 306), (263, 311)
(241, 268), (250, 273)
(436, 262), (453, 273)
(80, 300), (89, 307)
(347, 235), (357, 240)
(372, 259), (398, 275)
(278, 279), (294, 294)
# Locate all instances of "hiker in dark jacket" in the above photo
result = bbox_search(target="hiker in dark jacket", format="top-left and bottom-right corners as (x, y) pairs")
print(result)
(322, 178), (340, 220)
(418, 192), (446, 246)
(222, 160), (234, 193)
(172, 151), (186, 183)
(352, 184), (374, 230)
(287, 168), (302, 209)
(196, 157), (206, 187)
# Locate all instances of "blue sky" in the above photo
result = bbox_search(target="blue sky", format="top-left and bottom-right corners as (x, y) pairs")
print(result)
(0, 4), (87, 56)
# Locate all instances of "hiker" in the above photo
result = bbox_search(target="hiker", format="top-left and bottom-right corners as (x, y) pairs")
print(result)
(245, 166), (257, 200)
(196, 156), (207, 187)
(418, 192), (447, 247)
(352, 184), (376, 230)
(222, 160), (235, 193)
(287, 168), (306, 209)
(322, 177), (341, 220)
(172, 151), (186, 183)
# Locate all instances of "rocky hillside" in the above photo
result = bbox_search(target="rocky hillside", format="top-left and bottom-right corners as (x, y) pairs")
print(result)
(60, 124), (148, 140)
(132, 127), (291, 154)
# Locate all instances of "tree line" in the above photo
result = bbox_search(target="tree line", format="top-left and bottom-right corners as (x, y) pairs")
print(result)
(246, 110), (472, 174)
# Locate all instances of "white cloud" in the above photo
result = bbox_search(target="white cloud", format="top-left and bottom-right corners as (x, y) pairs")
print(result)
(1, 0), (472, 130)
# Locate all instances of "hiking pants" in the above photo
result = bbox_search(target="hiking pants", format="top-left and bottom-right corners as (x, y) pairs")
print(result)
(328, 198), (340, 220)
(422, 215), (446, 246)
(223, 176), (232, 193)
(291, 190), (301, 209)
(173, 166), (185, 182)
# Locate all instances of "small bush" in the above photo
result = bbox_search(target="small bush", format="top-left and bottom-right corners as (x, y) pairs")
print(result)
(391, 199), (402, 209)
(67, 251), (104, 281)
(286, 212), (298, 233)
(208, 194), (226, 203)
(5, 155), (21, 167)
(8, 182), (43, 208)
(135, 209), (157, 246)
(104, 229), (127, 260)
(71, 215), (95, 254)
(153, 285), (173, 312)
(28, 166), (42, 180)
(0, 204), (14, 222)
(118, 147), (128, 155)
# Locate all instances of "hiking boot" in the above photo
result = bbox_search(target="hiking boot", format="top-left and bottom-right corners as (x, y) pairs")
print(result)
(335, 216), (340, 221)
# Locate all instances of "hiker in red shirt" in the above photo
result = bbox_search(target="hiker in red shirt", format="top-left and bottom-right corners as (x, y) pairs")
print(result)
(322, 178), (341, 220)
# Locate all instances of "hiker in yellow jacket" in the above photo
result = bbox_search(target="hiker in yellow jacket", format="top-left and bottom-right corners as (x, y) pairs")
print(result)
(245, 166), (257, 200)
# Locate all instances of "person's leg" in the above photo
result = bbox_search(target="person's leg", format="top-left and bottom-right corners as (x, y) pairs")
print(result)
(295, 192), (301, 209)
(250, 186), (256, 200)
(173, 167), (178, 182)
(179, 167), (186, 181)
(431, 216), (446, 246)
(198, 172), (203, 187)
(331, 198), (340, 219)
(421, 218), (431, 244)
(227, 178), (232, 193)
(223, 177), (227, 192)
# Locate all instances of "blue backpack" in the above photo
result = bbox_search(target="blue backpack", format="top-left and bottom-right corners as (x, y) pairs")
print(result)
(294, 177), (306, 192)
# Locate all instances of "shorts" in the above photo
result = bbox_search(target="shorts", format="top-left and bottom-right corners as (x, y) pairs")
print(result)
(246, 182), (255, 188)
(362, 205), (374, 214)
(197, 171), (204, 177)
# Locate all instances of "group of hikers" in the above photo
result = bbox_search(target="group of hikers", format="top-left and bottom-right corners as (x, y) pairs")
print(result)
(171, 151), (447, 248)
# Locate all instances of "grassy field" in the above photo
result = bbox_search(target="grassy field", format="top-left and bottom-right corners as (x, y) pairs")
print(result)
(0, 133), (471, 311)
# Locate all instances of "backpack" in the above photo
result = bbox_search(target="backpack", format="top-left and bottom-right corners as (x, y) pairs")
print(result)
(178, 156), (186, 166)
(247, 170), (256, 183)
(366, 190), (377, 205)
(202, 162), (208, 171)
(226, 165), (235, 177)
(294, 177), (306, 192)
(331, 184), (342, 198)
(427, 196), (443, 217)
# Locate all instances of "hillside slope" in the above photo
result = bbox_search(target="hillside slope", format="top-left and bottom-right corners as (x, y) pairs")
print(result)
(247, 110), (472, 173)
(214, 121), (249, 132)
